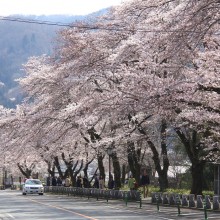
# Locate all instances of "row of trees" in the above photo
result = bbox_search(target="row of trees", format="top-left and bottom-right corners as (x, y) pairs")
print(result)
(0, 0), (219, 194)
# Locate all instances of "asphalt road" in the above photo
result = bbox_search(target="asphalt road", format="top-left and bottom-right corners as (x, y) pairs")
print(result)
(0, 190), (219, 220)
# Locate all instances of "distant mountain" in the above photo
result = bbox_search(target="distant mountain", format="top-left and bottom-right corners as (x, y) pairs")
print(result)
(0, 9), (108, 108)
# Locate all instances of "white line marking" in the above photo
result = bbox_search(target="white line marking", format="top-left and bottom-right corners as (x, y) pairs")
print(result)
(6, 213), (15, 219)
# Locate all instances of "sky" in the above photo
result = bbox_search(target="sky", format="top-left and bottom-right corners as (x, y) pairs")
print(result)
(0, 0), (125, 16)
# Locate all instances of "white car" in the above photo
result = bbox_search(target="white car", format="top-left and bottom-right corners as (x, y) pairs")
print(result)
(22, 179), (44, 195)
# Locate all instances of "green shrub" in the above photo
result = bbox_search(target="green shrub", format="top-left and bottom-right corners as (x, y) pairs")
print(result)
(120, 184), (214, 197)
(149, 187), (214, 197)
(202, 190), (214, 197)
(165, 188), (190, 195)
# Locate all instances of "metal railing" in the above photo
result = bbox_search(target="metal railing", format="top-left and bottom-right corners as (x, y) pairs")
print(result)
(151, 192), (220, 219)
(44, 186), (142, 207)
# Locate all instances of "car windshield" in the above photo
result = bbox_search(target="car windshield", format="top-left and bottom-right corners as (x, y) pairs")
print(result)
(25, 180), (42, 185)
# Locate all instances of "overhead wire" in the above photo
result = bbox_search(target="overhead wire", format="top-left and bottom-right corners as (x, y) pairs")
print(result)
(0, 15), (207, 34)
(0, 16), (75, 27)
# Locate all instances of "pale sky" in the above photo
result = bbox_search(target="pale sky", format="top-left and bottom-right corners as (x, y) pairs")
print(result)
(0, 0), (125, 16)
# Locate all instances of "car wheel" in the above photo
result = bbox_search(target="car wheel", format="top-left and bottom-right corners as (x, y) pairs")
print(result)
(22, 192), (26, 195)
(39, 193), (44, 195)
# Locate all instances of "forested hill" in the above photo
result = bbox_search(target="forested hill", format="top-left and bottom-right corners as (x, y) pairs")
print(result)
(0, 10), (107, 108)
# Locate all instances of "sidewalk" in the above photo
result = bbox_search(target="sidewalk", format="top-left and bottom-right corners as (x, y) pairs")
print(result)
(141, 197), (151, 203)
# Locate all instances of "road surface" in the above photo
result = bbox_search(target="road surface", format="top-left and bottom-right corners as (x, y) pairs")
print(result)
(0, 190), (219, 219)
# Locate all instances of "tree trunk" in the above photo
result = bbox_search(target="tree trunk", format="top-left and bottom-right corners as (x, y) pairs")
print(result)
(191, 161), (205, 195)
(83, 157), (94, 188)
(59, 153), (71, 180)
(17, 163), (32, 178)
(62, 152), (84, 186)
(158, 170), (169, 192)
(112, 152), (121, 189)
(159, 119), (169, 190)
(72, 160), (83, 187)
(175, 128), (206, 195)
(89, 167), (98, 186)
(133, 117), (169, 191)
(83, 158), (94, 179)
(54, 156), (64, 178)
(147, 140), (169, 191)
(97, 152), (105, 180)
(127, 141), (141, 185)
(146, 119), (169, 191)
(121, 164), (126, 185)
(46, 160), (55, 177)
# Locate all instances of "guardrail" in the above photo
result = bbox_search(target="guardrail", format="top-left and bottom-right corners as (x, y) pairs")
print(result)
(10, 185), (17, 190)
(0, 185), (5, 190)
(151, 192), (220, 210)
(44, 186), (142, 208)
(151, 192), (220, 211)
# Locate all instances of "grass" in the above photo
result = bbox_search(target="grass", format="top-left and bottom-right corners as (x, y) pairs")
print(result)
(122, 185), (214, 197)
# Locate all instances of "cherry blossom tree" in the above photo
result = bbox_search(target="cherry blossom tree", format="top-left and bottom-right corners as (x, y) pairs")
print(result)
(0, 0), (218, 195)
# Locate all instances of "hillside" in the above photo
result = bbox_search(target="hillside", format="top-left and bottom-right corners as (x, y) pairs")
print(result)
(0, 11), (107, 108)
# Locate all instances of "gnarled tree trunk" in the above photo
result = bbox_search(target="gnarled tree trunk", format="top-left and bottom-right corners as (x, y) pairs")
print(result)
(127, 141), (141, 185)
(97, 152), (105, 180)
(112, 152), (121, 189)
(175, 128), (206, 195)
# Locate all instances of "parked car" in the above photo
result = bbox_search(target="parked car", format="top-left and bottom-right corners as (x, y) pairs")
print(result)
(22, 179), (44, 195)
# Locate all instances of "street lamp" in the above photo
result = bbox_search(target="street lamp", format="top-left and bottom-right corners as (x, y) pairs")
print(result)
(107, 146), (113, 188)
